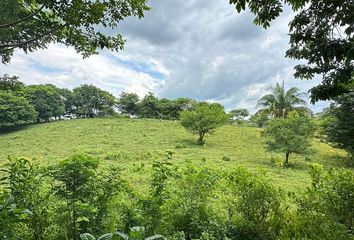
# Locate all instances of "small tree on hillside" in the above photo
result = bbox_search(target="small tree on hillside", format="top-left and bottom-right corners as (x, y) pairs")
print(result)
(116, 92), (140, 116)
(229, 108), (249, 123)
(262, 112), (315, 165)
(180, 102), (228, 145)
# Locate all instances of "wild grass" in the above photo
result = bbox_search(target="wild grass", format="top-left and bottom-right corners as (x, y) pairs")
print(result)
(0, 117), (349, 192)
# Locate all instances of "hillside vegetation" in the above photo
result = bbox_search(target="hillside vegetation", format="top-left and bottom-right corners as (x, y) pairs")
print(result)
(0, 117), (347, 192)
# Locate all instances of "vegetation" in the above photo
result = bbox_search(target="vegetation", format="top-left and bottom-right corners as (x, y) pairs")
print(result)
(256, 82), (312, 118)
(0, 0), (149, 64)
(1, 152), (353, 239)
(229, 0), (354, 102)
(180, 102), (228, 144)
(263, 112), (315, 165)
(319, 93), (354, 163)
(0, 92), (37, 129)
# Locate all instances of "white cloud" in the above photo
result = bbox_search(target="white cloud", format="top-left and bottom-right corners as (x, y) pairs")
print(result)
(0, 0), (328, 113)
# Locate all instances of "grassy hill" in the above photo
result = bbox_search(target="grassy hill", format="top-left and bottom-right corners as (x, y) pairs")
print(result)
(0, 117), (348, 192)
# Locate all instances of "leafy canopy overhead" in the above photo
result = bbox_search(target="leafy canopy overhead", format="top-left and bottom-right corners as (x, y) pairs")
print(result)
(0, 0), (149, 64)
(229, 0), (354, 102)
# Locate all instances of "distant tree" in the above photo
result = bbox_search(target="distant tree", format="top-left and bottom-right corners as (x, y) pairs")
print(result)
(323, 93), (354, 159)
(116, 92), (140, 115)
(58, 88), (75, 114)
(0, 0), (149, 64)
(0, 74), (25, 93)
(180, 102), (228, 144)
(25, 84), (65, 122)
(73, 84), (115, 118)
(256, 82), (312, 118)
(0, 92), (37, 129)
(229, 0), (354, 102)
(250, 114), (269, 128)
(263, 112), (315, 165)
(139, 93), (160, 119)
(229, 108), (249, 123)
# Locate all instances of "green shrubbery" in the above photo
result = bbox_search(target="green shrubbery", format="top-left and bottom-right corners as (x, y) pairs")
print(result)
(1, 153), (353, 239)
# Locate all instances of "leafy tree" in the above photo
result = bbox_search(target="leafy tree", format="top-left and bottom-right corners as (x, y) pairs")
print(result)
(256, 82), (312, 118)
(139, 93), (160, 119)
(25, 84), (65, 122)
(73, 85), (115, 118)
(59, 88), (75, 114)
(249, 113), (269, 128)
(180, 102), (228, 144)
(116, 92), (140, 115)
(263, 112), (315, 165)
(323, 93), (354, 159)
(0, 91), (37, 129)
(0, 0), (149, 64)
(51, 155), (100, 240)
(229, 0), (354, 102)
(229, 108), (249, 123)
(0, 74), (25, 93)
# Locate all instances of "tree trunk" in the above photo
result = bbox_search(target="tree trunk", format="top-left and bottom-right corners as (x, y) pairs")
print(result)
(198, 131), (205, 145)
(285, 152), (290, 165)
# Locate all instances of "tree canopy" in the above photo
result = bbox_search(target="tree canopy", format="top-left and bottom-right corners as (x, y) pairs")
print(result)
(262, 112), (315, 165)
(256, 82), (312, 118)
(0, 91), (37, 129)
(180, 102), (228, 144)
(0, 0), (149, 64)
(229, 0), (354, 102)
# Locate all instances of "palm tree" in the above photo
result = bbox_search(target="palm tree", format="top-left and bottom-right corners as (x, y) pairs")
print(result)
(256, 81), (312, 118)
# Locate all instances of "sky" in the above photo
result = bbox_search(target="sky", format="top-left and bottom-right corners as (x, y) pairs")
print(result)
(0, 0), (328, 113)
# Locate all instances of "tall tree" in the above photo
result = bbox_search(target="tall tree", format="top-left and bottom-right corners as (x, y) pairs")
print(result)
(180, 102), (228, 144)
(139, 92), (160, 119)
(0, 92), (37, 129)
(229, 0), (354, 102)
(323, 93), (354, 160)
(116, 92), (140, 115)
(0, 74), (25, 94)
(73, 84), (115, 118)
(25, 84), (65, 122)
(256, 82), (312, 118)
(0, 0), (149, 64)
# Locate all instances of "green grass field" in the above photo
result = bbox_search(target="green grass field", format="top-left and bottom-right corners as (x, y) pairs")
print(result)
(0, 117), (348, 192)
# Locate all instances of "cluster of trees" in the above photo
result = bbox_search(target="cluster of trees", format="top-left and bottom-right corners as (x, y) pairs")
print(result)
(1, 153), (353, 239)
(0, 74), (115, 129)
(116, 92), (197, 120)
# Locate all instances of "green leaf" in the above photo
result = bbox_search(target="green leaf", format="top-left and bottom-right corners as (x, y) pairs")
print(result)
(80, 233), (96, 240)
(98, 233), (113, 240)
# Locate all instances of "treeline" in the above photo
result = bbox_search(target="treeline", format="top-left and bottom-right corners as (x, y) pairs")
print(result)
(0, 153), (353, 240)
(0, 74), (209, 130)
(0, 74), (115, 128)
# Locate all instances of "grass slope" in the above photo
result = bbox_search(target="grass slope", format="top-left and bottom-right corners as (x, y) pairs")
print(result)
(0, 117), (348, 192)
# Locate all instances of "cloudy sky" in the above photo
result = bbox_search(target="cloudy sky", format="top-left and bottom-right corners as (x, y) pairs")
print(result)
(0, 0), (328, 113)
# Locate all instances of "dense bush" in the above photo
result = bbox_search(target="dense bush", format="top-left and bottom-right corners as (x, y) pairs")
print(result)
(1, 154), (353, 239)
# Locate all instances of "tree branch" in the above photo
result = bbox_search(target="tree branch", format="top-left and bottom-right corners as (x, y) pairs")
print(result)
(0, 4), (45, 29)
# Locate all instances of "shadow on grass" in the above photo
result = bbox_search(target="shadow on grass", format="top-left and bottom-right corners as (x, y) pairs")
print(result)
(0, 124), (32, 135)
(175, 139), (204, 148)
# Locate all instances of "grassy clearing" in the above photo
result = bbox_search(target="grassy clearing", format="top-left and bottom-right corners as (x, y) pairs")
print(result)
(0, 117), (348, 192)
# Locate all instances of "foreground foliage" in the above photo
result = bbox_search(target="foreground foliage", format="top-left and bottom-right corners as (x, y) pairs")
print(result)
(0, 153), (353, 239)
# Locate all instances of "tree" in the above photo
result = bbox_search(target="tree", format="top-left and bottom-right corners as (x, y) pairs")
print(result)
(0, 92), (37, 129)
(256, 82), (312, 118)
(0, 0), (149, 64)
(323, 93), (354, 159)
(180, 102), (228, 144)
(229, 108), (249, 123)
(229, 0), (354, 102)
(59, 88), (75, 114)
(25, 84), (65, 122)
(139, 93), (160, 119)
(0, 74), (25, 93)
(262, 112), (315, 165)
(73, 84), (115, 118)
(116, 92), (140, 115)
